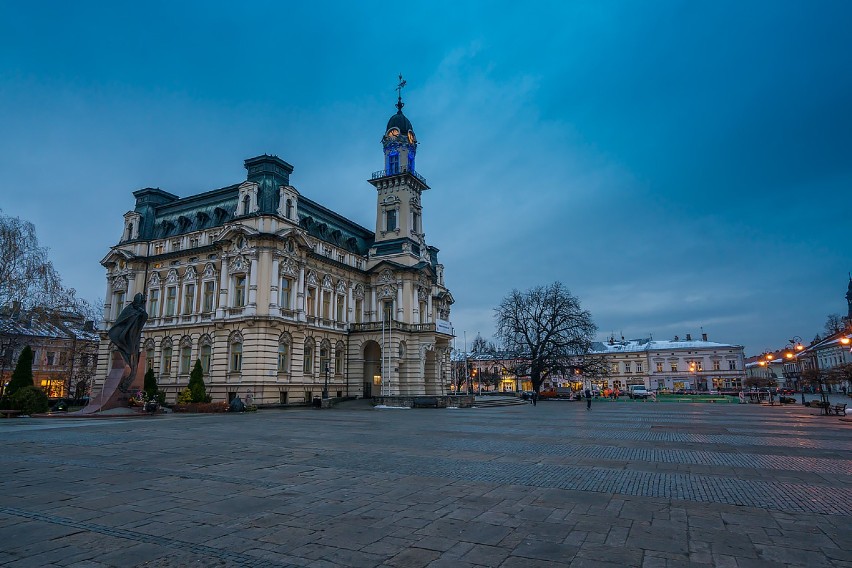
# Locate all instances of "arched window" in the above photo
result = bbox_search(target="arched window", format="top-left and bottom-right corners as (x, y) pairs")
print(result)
(199, 335), (212, 374)
(335, 341), (345, 374)
(180, 340), (192, 374)
(229, 333), (243, 372)
(320, 341), (331, 374)
(144, 339), (155, 372)
(161, 341), (173, 377)
(278, 342), (289, 373)
(303, 339), (314, 374)
(286, 199), (293, 219)
(242, 195), (251, 215)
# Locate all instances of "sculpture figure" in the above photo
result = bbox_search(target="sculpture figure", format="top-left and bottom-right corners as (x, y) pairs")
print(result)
(107, 292), (148, 384)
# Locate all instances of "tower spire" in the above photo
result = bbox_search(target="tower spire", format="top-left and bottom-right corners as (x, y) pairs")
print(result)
(395, 74), (407, 112)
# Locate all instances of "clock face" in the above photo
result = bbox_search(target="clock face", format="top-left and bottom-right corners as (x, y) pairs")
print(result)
(407, 130), (416, 143)
(387, 128), (400, 137)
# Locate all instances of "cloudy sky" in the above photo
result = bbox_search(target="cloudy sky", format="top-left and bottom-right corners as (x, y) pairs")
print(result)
(2, 1), (850, 355)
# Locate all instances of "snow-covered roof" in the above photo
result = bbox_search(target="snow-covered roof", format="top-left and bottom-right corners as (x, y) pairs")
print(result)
(590, 338), (742, 354)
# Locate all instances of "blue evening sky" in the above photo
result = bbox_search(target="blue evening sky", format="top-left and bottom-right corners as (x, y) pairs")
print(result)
(1, 1), (850, 355)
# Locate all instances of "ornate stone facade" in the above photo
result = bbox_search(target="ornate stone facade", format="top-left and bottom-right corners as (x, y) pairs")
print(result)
(95, 101), (454, 404)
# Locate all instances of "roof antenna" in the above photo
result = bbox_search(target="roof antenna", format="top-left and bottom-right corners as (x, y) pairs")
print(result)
(395, 74), (407, 112)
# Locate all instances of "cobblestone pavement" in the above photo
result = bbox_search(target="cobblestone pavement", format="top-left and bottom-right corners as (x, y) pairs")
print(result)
(0, 400), (850, 567)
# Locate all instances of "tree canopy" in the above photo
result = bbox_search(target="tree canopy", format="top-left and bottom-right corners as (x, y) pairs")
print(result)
(494, 282), (596, 392)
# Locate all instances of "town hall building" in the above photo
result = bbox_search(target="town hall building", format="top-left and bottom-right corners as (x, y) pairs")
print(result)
(94, 93), (455, 405)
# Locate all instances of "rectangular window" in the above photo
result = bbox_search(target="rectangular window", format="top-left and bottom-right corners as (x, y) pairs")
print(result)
(355, 299), (363, 323)
(202, 281), (215, 312)
(336, 296), (344, 321)
(183, 284), (195, 314)
(162, 348), (172, 376)
(165, 287), (177, 316)
(230, 344), (242, 372)
(712, 360), (721, 371)
(149, 289), (160, 317)
(180, 346), (191, 374)
(335, 348), (343, 374)
(278, 343), (289, 372)
(113, 291), (125, 320)
(728, 360), (737, 370)
(306, 288), (315, 316)
(234, 275), (246, 307)
(387, 152), (399, 174)
(636, 363), (643, 373)
(383, 300), (393, 322)
(655, 362), (663, 373)
(695, 362), (703, 372)
(624, 362), (631, 373)
(670, 362), (678, 372)
(46, 352), (56, 366)
(322, 291), (331, 319)
(419, 301), (427, 324)
(200, 345), (211, 374)
(386, 209), (397, 231)
(303, 345), (313, 373)
(280, 278), (292, 309)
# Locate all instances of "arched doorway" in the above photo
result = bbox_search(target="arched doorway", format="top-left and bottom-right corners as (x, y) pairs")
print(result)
(363, 341), (381, 397)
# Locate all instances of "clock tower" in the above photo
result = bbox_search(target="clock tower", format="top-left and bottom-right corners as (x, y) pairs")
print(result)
(368, 79), (430, 268)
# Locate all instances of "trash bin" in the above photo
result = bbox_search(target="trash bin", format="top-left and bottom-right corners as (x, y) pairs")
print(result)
(312, 397), (322, 408)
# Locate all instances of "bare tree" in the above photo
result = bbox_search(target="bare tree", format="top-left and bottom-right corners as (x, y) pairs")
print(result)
(0, 210), (66, 311)
(824, 314), (845, 336)
(494, 282), (596, 393)
(470, 333), (488, 355)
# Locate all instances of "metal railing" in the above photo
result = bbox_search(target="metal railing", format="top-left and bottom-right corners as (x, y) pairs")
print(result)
(371, 166), (426, 184)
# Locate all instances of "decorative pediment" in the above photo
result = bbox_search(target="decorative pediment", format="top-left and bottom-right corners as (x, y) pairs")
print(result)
(306, 270), (318, 287)
(381, 195), (401, 206)
(202, 263), (216, 280)
(148, 272), (162, 287)
(231, 256), (248, 273)
(378, 268), (395, 283)
(353, 283), (365, 300)
(184, 266), (197, 282)
(279, 257), (298, 276)
(322, 275), (334, 289)
(378, 284), (397, 299)
(113, 275), (128, 292)
(336, 280), (347, 294)
(212, 225), (259, 247)
(166, 269), (179, 284)
(418, 286), (429, 302)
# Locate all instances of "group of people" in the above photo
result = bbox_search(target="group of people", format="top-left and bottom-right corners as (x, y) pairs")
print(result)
(600, 387), (622, 400)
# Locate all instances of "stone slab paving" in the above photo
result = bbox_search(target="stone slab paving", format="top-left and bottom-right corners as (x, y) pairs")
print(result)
(0, 400), (850, 567)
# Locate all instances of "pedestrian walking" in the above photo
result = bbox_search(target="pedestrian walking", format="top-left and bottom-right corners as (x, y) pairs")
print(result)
(532, 390), (538, 406)
(585, 388), (592, 410)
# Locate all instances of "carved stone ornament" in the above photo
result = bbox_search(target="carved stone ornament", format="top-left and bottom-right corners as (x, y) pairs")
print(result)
(279, 257), (298, 276)
(379, 269), (394, 283)
(112, 275), (128, 292)
(353, 283), (365, 300)
(231, 256), (246, 273)
(184, 266), (197, 282)
(382, 195), (400, 206)
(418, 287), (429, 302)
(322, 275), (333, 289)
(202, 263), (216, 279)
(148, 272), (162, 287)
(306, 270), (318, 287)
(378, 284), (396, 299)
(166, 269), (179, 284)
(336, 280), (347, 294)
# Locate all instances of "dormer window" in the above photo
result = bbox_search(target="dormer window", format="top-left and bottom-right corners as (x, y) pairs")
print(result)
(242, 195), (250, 216)
(286, 199), (293, 219)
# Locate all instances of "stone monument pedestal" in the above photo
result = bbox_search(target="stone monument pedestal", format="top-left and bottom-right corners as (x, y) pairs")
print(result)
(77, 352), (147, 414)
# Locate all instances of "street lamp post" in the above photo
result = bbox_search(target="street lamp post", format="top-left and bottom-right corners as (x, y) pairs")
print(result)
(780, 336), (805, 404)
(323, 364), (329, 400)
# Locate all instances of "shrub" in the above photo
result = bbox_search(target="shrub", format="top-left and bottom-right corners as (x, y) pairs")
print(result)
(11, 385), (49, 415)
(187, 360), (210, 403)
(176, 387), (193, 404)
(6, 346), (34, 397)
(143, 368), (158, 399)
(172, 402), (229, 413)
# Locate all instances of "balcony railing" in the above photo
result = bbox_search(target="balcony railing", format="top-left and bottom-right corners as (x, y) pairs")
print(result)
(350, 321), (436, 333)
(371, 166), (427, 184)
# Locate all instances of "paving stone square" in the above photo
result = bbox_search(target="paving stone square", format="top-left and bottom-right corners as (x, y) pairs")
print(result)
(0, 399), (850, 567)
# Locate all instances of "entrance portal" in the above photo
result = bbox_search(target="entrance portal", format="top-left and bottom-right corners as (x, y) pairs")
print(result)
(363, 341), (381, 397)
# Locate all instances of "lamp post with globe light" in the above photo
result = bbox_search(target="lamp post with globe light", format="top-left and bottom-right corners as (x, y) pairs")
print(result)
(780, 337), (805, 404)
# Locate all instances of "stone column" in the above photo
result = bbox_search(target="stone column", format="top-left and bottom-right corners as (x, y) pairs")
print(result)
(270, 259), (280, 310)
(371, 288), (377, 322)
(216, 257), (229, 318)
(396, 283), (404, 321)
(347, 284), (354, 324)
(427, 293), (433, 323)
(297, 265), (305, 322)
(247, 258), (258, 309)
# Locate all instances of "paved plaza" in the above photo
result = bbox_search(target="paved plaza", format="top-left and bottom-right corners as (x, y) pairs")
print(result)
(0, 399), (850, 568)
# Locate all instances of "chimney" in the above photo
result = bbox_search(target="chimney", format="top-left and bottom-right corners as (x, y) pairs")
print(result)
(686, 333), (692, 341)
(674, 335), (679, 341)
(702, 333), (708, 341)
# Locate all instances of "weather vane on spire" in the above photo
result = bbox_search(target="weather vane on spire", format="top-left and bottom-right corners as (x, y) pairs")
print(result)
(395, 74), (407, 111)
